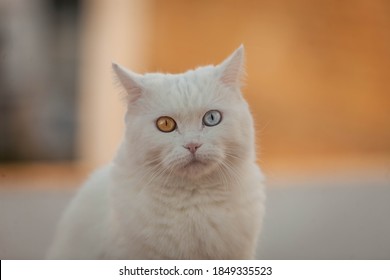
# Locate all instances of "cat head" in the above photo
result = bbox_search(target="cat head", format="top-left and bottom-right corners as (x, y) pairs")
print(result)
(113, 46), (255, 181)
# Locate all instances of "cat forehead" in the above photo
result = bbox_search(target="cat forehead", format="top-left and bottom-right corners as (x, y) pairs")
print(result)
(141, 66), (224, 108)
(142, 65), (217, 88)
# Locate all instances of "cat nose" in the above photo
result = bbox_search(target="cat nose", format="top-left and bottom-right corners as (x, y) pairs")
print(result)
(184, 143), (202, 154)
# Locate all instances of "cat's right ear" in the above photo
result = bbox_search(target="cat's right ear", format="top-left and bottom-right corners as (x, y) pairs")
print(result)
(112, 63), (143, 103)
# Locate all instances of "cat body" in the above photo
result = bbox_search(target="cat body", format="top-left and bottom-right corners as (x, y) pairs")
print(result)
(47, 46), (266, 259)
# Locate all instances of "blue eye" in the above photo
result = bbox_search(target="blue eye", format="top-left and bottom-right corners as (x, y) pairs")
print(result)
(203, 110), (222, 127)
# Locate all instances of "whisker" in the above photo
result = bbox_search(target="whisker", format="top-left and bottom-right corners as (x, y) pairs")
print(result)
(218, 157), (242, 191)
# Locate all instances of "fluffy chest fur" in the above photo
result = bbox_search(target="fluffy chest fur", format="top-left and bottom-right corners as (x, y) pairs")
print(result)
(107, 166), (264, 259)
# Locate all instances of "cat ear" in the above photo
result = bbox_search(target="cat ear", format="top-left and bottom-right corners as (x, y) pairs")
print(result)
(217, 44), (245, 88)
(112, 63), (144, 103)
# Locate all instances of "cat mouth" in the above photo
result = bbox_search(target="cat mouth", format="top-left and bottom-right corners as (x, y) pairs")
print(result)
(179, 154), (212, 170)
(173, 154), (219, 178)
(183, 157), (206, 167)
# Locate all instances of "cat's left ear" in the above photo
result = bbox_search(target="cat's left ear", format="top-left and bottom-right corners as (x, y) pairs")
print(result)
(112, 63), (144, 103)
(217, 44), (245, 89)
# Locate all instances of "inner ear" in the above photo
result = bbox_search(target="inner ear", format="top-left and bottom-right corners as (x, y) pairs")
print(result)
(112, 63), (144, 103)
(218, 45), (245, 88)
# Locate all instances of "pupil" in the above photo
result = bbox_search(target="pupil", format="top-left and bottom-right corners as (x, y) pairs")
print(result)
(211, 114), (214, 121)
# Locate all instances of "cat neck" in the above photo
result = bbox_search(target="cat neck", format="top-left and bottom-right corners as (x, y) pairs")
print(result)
(111, 158), (247, 192)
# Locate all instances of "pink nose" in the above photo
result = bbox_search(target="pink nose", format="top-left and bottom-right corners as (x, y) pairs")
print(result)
(184, 143), (202, 154)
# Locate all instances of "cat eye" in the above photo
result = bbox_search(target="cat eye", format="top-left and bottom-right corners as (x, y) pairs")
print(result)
(203, 110), (222, 127)
(156, 116), (176, 133)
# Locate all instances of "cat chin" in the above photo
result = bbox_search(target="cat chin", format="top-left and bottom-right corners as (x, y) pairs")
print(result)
(177, 165), (216, 179)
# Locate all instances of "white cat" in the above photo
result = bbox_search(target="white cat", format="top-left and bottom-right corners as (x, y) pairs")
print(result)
(47, 45), (266, 259)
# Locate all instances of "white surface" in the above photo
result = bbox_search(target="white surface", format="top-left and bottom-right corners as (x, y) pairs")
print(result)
(0, 176), (389, 259)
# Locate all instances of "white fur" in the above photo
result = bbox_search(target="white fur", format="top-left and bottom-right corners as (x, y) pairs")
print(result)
(47, 46), (266, 259)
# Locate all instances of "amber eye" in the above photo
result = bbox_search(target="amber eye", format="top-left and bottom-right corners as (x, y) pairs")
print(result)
(156, 116), (176, 133)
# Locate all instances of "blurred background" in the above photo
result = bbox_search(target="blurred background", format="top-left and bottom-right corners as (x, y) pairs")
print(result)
(0, 0), (389, 259)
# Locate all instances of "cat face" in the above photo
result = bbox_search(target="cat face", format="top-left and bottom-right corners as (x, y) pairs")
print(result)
(114, 46), (255, 180)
